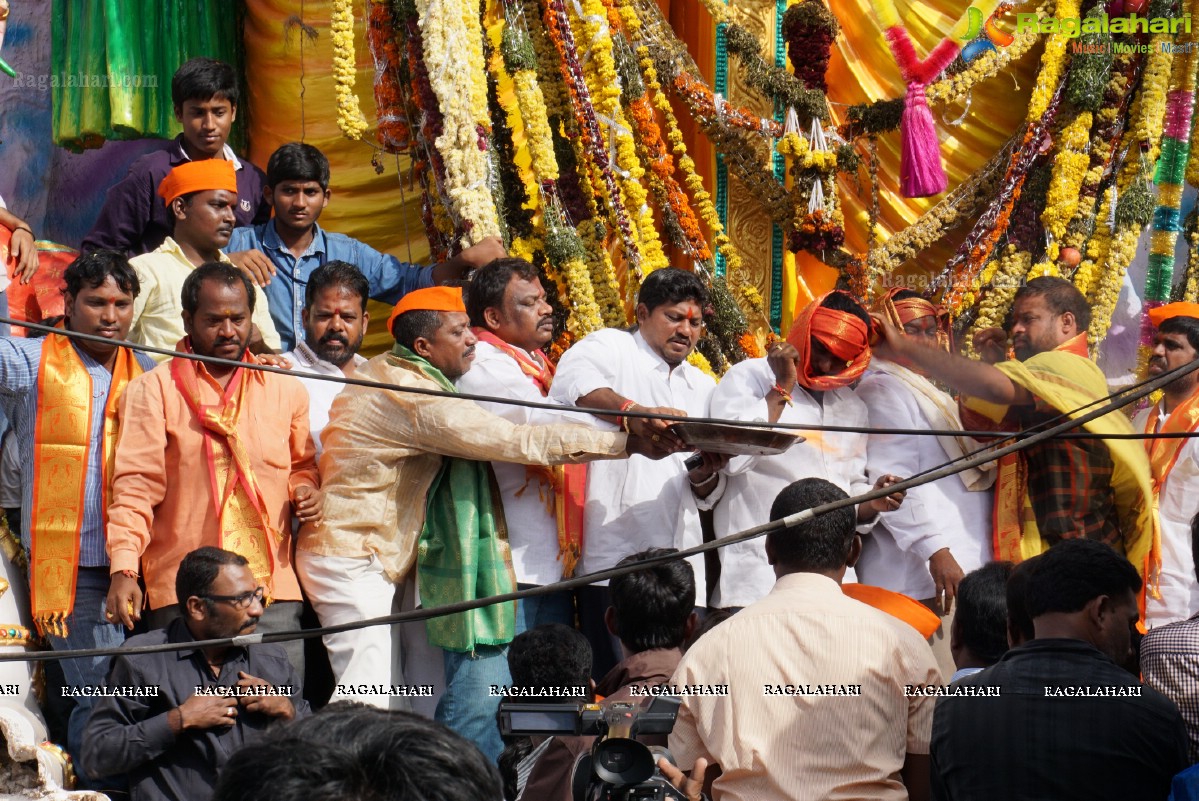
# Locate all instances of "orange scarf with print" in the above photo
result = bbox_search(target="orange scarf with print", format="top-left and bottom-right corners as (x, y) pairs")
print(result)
(473, 329), (587, 577)
(30, 330), (143, 637)
(169, 341), (277, 592)
(1142, 390), (1199, 493)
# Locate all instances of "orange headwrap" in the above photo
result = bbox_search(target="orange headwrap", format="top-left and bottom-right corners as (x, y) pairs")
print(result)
(786, 290), (871, 391)
(157, 159), (238, 207)
(1148, 302), (1199, 327)
(387, 286), (467, 334)
(875, 286), (939, 327)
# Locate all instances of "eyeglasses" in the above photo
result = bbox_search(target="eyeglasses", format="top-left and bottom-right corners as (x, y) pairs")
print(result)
(202, 587), (265, 610)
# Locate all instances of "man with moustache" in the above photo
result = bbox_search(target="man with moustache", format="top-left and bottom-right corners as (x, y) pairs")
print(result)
(873, 276), (1156, 582)
(296, 286), (670, 753)
(282, 260), (369, 454)
(128, 159), (280, 361)
(105, 263), (320, 677)
(550, 268), (726, 677)
(1132, 304), (1199, 626)
(82, 547), (308, 801)
(225, 142), (504, 351)
(0, 251), (156, 783)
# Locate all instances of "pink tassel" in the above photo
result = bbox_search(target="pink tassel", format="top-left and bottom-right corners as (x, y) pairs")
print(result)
(900, 82), (947, 198)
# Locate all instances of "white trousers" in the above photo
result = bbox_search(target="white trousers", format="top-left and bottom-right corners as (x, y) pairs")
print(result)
(295, 550), (405, 710)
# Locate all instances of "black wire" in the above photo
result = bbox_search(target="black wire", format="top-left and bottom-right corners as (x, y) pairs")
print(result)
(6, 316), (1199, 440)
(4, 349), (1197, 664)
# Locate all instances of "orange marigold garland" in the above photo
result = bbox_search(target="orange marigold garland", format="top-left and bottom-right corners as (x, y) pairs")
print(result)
(367, 0), (410, 152)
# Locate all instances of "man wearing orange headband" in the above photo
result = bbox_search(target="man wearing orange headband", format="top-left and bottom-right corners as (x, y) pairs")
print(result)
(873, 277), (1156, 588)
(707, 290), (905, 610)
(856, 288), (995, 679)
(127, 159), (280, 361)
(1132, 304), (1199, 627)
(296, 286), (670, 757)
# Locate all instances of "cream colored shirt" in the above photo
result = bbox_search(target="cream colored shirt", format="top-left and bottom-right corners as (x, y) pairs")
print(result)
(669, 572), (941, 801)
(297, 352), (629, 583)
(128, 237), (281, 361)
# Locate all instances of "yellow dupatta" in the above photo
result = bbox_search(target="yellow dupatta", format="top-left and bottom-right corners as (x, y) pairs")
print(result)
(169, 341), (278, 592)
(983, 334), (1159, 588)
(30, 331), (143, 637)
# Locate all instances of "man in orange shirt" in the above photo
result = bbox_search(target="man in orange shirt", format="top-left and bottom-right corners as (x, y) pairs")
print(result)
(105, 262), (321, 676)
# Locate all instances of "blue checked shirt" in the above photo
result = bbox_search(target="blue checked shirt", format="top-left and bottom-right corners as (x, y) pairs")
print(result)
(225, 220), (436, 351)
(0, 337), (156, 566)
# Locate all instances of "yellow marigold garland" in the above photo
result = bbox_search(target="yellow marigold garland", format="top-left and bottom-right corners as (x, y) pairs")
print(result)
(968, 245), (1032, 354)
(1033, 111), (1092, 276)
(688, 349), (718, 381)
(332, 0), (368, 139)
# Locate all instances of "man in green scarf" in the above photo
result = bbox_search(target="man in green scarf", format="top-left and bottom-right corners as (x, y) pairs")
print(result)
(296, 285), (672, 761)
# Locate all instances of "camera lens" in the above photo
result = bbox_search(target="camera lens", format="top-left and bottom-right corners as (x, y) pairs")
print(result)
(592, 738), (656, 786)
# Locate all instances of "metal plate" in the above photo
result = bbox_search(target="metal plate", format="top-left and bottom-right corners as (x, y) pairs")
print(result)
(668, 422), (804, 456)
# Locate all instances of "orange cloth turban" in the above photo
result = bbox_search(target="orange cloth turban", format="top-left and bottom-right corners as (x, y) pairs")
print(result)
(876, 287), (939, 327)
(387, 286), (467, 333)
(1148, 302), (1199, 327)
(157, 159), (238, 206)
(786, 290), (872, 391)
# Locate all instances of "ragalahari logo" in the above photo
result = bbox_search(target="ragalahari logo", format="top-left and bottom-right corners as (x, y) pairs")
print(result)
(960, 3), (1016, 64)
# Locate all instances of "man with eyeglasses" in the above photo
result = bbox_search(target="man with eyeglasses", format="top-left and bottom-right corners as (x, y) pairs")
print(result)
(707, 290), (904, 612)
(854, 288), (995, 679)
(549, 268), (727, 678)
(82, 547), (308, 801)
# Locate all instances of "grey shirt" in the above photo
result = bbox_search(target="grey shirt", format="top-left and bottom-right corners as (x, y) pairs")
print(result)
(81, 617), (310, 801)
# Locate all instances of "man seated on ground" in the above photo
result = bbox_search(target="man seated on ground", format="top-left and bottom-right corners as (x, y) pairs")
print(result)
(225, 142), (504, 351)
(948, 562), (1013, 681)
(82, 57), (271, 256)
(669, 478), (941, 801)
(212, 701), (503, 801)
(931, 539), (1188, 801)
(128, 159), (280, 360)
(498, 623), (593, 801)
(82, 547), (308, 801)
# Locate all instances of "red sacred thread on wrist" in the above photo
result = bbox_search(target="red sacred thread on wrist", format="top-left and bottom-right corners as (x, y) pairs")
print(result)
(770, 384), (794, 406)
(618, 400), (638, 432)
(118, 570), (138, 580)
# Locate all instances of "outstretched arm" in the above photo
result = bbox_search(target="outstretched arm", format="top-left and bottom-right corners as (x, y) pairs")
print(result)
(871, 315), (1033, 407)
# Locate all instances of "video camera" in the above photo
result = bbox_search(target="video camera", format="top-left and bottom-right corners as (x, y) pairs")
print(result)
(499, 694), (690, 801)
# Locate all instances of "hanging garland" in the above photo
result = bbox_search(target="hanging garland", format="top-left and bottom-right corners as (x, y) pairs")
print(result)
(367, 0), (410, 151)
(332, 0), (369, 139)
(1035, 111), (1093, 276)
(416, 0), (502, 245)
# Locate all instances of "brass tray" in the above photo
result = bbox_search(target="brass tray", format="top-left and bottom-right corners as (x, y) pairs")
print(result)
(668, 422), (804, 456)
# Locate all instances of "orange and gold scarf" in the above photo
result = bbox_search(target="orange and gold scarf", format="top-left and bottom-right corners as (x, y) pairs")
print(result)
(169, 341), (277, 592)
(1142, 392), (1199, 493)
(473, 329), (587, 577)
(787, 291), (872, 391)
(30, 330), (143, 637)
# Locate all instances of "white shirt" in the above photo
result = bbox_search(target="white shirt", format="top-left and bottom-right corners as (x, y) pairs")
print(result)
(855, 368), (993, 600)
(549, 328), (719, 592)
(1133, 402), (1199, 627)
(707, 357), (871, 608)
(456, 340), (588, 586)
(283, 340), (366, 456)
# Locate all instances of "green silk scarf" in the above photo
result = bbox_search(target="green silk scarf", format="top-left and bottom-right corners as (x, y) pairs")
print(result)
(394, 344), (516, 652)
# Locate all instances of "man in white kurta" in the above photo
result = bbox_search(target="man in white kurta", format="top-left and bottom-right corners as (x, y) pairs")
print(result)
(709, 290), (903, 610)
(281, 261), (369, 454)
(855, 289), (994, 676)
(1133, 305), (1199, 627)
(550, 268), (724, 676)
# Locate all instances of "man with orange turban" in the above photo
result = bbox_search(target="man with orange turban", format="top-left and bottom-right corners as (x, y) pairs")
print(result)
(873, 276), (1156, 594)
(296, 286), (672, 758)
(127, 159), (280, 360)
(1132, 303), (1199, 626)
(855, 288), (995, 679)
(707, 290), (905, 610)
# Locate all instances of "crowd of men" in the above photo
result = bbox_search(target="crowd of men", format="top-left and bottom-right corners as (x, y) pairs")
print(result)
(3, 56), (1199, 801)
